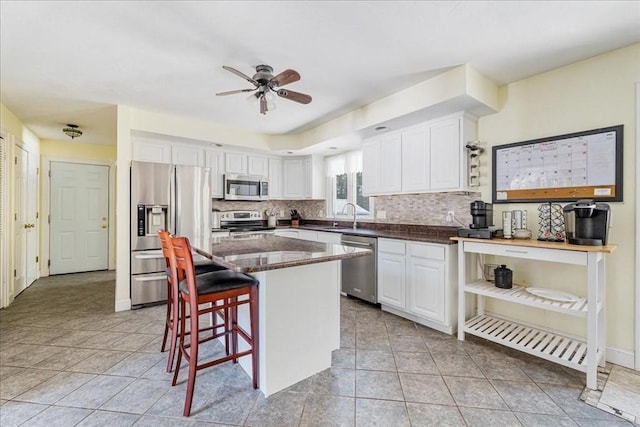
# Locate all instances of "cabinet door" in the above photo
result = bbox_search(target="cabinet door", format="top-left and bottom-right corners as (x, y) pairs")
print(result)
(205, 149), (224, 198)
(248, 155), (269, 177)
(172, 144), (204, 166)
(296, 229), (318, 241)
(429, 117), (461, 190)
(274, 229), (299, 238)
(408, 257), (445, 323)
(225, 152), (247, 174)
(316, 231), (342, 244)
(401, 124), (430, 192)
(378, 252), (406, 309)
(268, 157), (283, 199)
(132, 140), (171, 163)
(362, 138), (380, 196)
(378, 133), (402, 193)
(283, 158), (305, 199)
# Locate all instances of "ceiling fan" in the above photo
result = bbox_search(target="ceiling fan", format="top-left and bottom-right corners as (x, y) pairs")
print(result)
(216, 65), (312, 115)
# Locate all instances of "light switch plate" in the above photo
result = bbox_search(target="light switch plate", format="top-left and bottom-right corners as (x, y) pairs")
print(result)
(376, 210), (386, 219)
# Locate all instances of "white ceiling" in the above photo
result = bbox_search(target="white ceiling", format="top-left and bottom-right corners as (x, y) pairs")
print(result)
(1, 1), (639, 147)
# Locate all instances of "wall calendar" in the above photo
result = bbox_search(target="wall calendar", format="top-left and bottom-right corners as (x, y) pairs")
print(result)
(492, 125), (623, 203)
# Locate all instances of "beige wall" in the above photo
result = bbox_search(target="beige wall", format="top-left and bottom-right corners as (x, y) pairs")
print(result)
(477, 43), (639, 352)
(40, 139), (116, 161)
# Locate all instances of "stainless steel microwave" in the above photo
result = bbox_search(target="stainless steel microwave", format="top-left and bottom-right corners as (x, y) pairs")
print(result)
(224, 174), (269, 201)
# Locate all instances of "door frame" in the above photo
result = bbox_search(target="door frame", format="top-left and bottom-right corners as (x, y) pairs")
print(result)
(635, 81), (640, 371)
(41, 157), (116, 276)
(0, 130), (10, 308)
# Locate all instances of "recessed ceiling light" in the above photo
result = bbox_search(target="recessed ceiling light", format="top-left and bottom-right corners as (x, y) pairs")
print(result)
(286, 151), (294, 154)
(329, 146), (338, 150)
(374, 126), (388, 132)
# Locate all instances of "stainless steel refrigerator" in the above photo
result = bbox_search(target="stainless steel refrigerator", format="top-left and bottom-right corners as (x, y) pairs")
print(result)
(130, 161), (211, 307)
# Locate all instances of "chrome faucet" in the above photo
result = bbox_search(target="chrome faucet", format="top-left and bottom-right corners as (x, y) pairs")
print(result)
(341, 202), (357, 229)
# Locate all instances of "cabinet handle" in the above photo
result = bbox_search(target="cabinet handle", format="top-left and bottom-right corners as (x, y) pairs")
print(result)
(505, 249), (528, 254)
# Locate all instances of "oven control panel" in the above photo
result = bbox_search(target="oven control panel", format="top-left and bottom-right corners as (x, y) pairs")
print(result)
(220, 210), (263, 221)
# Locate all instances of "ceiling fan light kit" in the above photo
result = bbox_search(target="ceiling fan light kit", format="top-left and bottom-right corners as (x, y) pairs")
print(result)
(217, 64), (312, 115)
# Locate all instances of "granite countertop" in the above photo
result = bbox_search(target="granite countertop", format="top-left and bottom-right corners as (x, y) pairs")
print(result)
(289, 222), (459, 245)
(193, 234), (372, 273)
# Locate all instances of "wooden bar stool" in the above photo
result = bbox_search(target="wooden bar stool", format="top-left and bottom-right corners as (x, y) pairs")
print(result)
(170, 236), (259, 417)
(158, 230), (227, 373)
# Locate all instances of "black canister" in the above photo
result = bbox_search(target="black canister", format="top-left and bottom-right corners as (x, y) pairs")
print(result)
(494, 265), (513, 289)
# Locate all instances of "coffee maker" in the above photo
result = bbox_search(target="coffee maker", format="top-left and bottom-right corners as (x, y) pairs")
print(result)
(470, 201), (494, 229)
(457, 200), (503, 239)
(563, 199), (611, 246)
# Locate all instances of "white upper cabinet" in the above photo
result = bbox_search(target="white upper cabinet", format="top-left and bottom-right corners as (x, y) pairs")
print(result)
(401, 124), (430, 192)
(283, 158), (305, 199)
(429, 117), (461, 190)
(224, 152), (269, 177)
(283, 155), (324, 199)
(132, 139), (171, 164)
(268, 157), (283, 199)
(361, 112), (477, 195)
(171, 143), (204, 166)
(362, 132), (402, 195)
(362, 138), (380, 196)
(378, 132), (403, 193)
(205, 149), (224, 198)
(248, 155), (269, 177)
(225, 152), (247, 174)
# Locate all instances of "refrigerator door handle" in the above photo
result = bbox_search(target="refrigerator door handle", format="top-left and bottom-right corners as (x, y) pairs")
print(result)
(169, 164), (176, 234)
(175, 167), (181, 235)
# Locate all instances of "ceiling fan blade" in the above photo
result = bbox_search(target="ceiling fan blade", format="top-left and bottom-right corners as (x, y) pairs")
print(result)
(260, 95), (267, 115)
(277, 89), (312, 104)
(222, 65), (258, 86)
(216, 88), (255, 96)
(270, 69), (300, 87)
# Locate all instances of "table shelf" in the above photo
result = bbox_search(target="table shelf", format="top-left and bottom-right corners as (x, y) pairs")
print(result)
(465, 314), (602, 372)
(464, 280), (592, 317)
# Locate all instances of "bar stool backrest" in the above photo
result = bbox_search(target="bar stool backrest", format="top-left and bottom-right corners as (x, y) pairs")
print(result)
(170, 236), (198, 300)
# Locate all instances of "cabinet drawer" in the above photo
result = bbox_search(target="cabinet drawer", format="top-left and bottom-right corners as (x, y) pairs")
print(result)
(463, 241), (587, 265)
(409, 243), (445, 261)
(378, 239), (406, 255)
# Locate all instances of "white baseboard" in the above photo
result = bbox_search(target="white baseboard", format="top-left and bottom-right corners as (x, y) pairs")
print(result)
(115, 298), (131, 312)
(606, 345), (636, 369)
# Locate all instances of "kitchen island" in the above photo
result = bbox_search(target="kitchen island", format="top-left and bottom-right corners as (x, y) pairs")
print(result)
(192, 233), (371, 396)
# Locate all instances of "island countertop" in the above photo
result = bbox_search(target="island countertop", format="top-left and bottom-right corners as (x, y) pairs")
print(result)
(193, 233), (372, 273)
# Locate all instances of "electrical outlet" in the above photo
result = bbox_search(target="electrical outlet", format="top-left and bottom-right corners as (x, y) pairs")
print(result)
(376, 210), (386, 220)
(279, 210), (285, 217)
(445, 211), (455, 223)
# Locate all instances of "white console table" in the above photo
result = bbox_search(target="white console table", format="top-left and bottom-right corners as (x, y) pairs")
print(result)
(452, 237), (617, 389)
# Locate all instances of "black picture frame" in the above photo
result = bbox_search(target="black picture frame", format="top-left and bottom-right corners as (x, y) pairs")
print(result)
(492, 125), (623, 204)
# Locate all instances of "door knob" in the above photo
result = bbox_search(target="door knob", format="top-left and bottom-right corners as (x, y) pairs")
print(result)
(102, 224), (108, 229)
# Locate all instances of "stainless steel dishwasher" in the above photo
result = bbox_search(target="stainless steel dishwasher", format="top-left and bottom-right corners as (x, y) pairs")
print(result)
(340, 234), (377, 304)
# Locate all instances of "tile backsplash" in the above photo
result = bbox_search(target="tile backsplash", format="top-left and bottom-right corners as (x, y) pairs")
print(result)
(372, 192), (481, 226)
(213, 192), (481, 226)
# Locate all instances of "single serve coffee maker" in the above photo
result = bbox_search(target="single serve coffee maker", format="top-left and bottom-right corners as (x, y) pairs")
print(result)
(457, 200), (502, 239)
(470, 201), (494, 229)
(563, 199), (611, 246)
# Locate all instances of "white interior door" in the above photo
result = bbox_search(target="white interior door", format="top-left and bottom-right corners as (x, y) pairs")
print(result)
(26, 152), (38, 286)
(13, 146), (26, 295)
(50, 162), (109, 274)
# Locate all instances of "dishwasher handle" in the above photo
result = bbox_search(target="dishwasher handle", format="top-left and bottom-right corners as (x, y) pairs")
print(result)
(341, 240), (374, 248)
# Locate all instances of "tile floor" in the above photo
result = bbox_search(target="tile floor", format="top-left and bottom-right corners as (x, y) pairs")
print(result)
(0, 271), (634, 426)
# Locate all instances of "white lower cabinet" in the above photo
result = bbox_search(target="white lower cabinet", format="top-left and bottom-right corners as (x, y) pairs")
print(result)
(377, 238), (406, 309)
(274, 228), (341, 244)
(378, 238), (457, 334)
